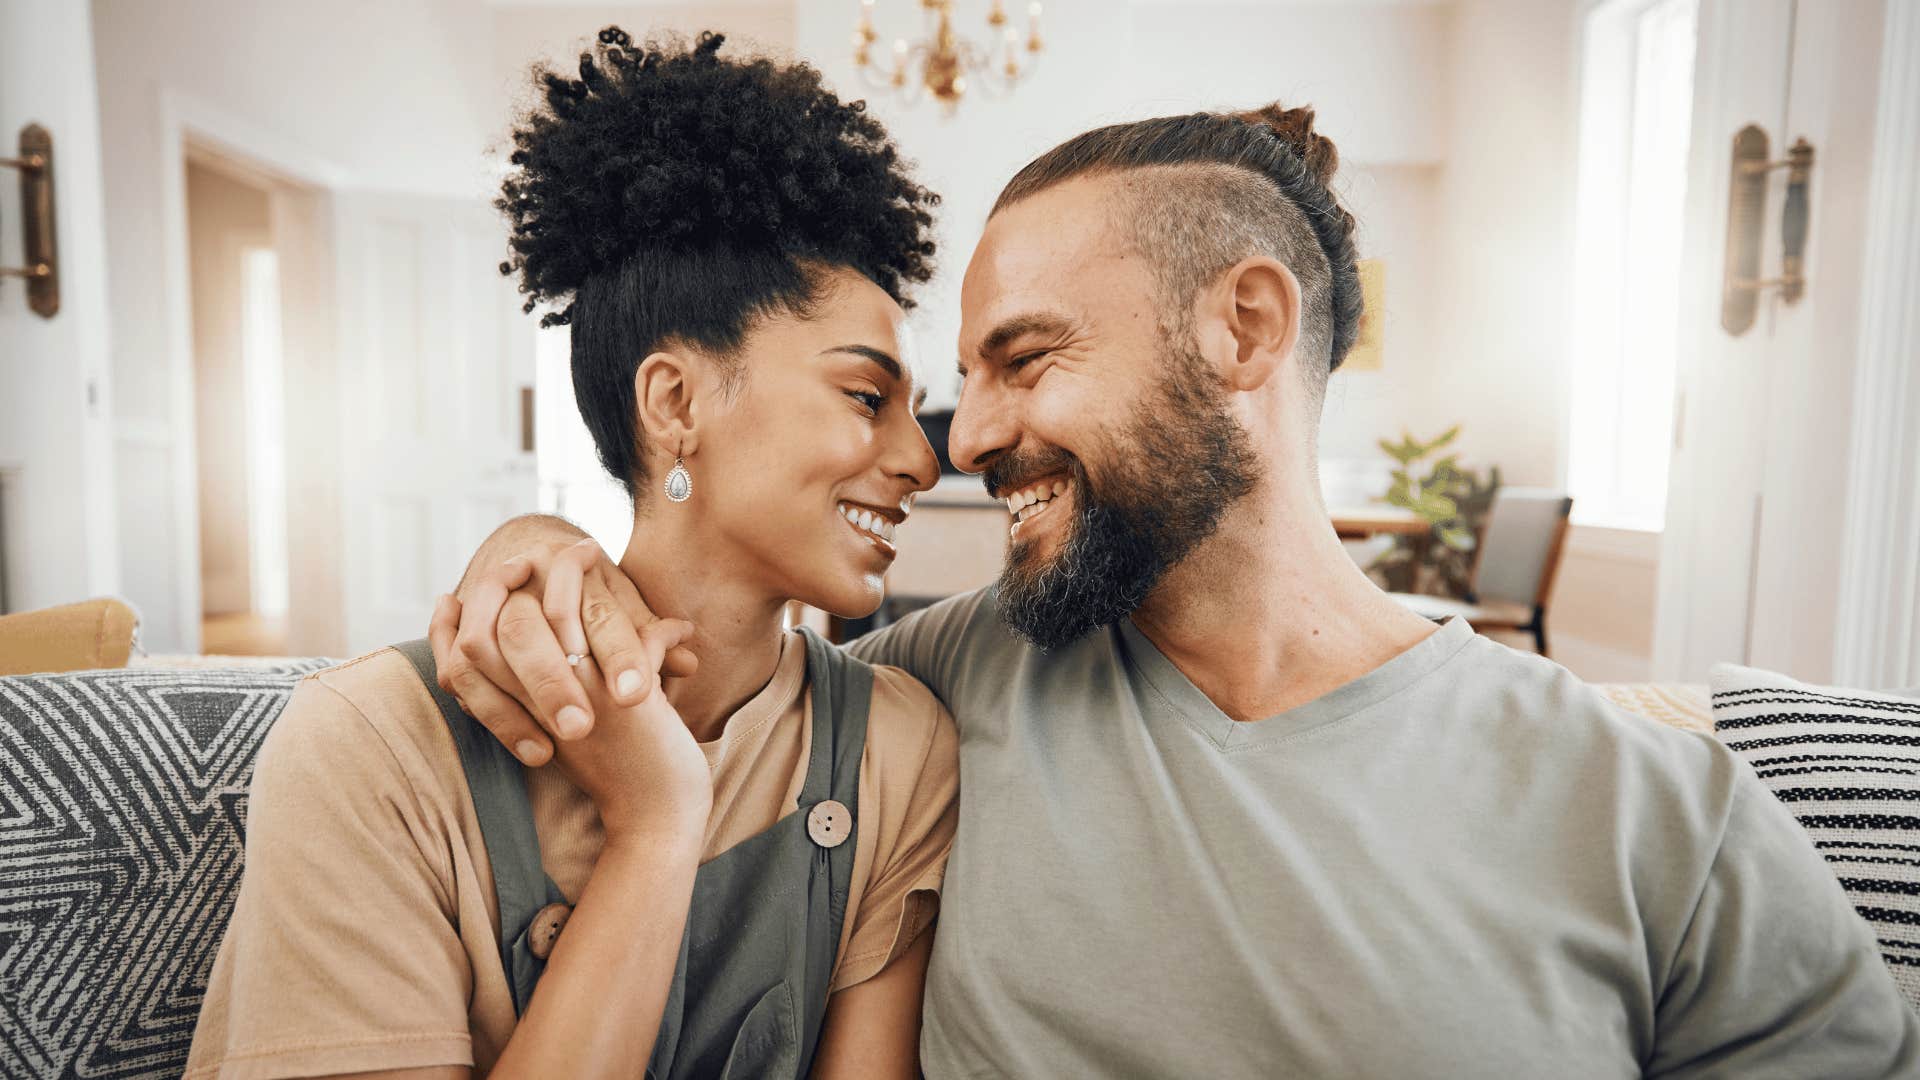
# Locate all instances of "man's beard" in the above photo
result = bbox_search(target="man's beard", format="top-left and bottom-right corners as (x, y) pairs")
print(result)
(990, 334), (1259, 651)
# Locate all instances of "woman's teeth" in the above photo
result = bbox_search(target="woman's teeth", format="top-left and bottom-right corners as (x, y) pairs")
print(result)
(1006, 479), (1068, 523)
(838, 502), (897, 542)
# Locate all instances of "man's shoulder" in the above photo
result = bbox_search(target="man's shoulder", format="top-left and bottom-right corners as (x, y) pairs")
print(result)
(1442, 632), (1744, 818)
(890, 586), (1004, 643)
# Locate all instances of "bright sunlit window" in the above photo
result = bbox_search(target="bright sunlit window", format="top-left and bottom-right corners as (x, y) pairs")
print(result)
(1565, 0), (1698, 531)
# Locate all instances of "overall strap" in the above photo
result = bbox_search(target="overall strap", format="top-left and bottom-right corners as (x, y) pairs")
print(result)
(793, 628), (874, 1077)
(796, 627), (873, 807)
(394, 639), (566, 1016)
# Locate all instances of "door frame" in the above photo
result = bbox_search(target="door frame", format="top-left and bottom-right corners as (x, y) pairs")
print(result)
(152, 90), (348, 653)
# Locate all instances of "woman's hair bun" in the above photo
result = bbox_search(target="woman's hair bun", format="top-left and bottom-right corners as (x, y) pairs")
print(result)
(496, 28), (936, 326)
(1232, 103), (1341, 189)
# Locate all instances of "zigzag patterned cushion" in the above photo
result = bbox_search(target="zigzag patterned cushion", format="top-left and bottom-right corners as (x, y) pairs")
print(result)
(1710, 662), (1920, 1011)
(0, 660), (331, 1079)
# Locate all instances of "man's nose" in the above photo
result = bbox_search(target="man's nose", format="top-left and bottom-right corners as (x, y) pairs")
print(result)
(946, 375), (1016, 475)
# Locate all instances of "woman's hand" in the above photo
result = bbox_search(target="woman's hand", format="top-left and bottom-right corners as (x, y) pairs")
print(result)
(429, 520), (694, 766)
(501, 589), (711, 839)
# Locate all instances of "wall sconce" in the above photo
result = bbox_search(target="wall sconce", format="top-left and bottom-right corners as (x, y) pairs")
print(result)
(2, 124), (59, 319)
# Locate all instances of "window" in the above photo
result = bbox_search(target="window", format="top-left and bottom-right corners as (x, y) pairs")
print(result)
(1566, 0), (1698, 531)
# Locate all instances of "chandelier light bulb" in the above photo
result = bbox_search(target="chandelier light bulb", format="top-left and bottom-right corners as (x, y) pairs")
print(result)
(853, 0), (1042, 111)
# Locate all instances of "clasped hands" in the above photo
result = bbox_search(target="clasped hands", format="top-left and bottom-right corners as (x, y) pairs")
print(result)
(428, 537), (708, 837)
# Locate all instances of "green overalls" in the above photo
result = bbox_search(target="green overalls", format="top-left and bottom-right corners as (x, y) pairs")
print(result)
(395, 629), (871, 1079)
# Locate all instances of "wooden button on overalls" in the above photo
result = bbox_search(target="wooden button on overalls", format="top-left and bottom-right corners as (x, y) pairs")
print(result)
(807, 799), (852, 849)
(527, 903), (572, 960)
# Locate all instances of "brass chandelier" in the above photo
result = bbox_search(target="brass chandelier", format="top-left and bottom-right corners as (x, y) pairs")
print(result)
(852, 0), (1045, 112)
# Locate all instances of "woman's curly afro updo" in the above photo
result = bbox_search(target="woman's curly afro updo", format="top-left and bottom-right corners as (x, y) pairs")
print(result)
(496, 28), (939, 496)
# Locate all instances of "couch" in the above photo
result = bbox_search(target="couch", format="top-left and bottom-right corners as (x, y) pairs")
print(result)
(0, 656), (1904, 1077)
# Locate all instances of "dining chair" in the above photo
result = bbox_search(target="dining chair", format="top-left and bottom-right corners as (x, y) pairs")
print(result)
(1390, 488), (1574, 657)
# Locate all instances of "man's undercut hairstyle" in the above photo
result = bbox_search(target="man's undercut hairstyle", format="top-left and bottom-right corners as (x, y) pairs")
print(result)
(497, 28), (938, 496)
(991, 104), (1362, 409)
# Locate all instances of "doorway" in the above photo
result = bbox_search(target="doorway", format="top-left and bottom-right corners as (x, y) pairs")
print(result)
(184, 148), (296, 654)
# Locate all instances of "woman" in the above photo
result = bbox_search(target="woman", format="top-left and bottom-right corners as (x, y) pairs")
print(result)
(187, 29), (956, 1079)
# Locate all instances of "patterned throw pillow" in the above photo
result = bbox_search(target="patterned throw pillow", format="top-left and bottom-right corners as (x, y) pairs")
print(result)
(0, 659), (331, 1079)
(1711, 663), (1920, 1010)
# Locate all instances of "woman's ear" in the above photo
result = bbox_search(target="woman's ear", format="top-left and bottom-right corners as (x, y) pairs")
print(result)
(635, 350), (703, 458)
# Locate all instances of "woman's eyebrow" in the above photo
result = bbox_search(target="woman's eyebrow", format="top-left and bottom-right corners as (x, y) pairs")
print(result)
(819, 344), (903, 382)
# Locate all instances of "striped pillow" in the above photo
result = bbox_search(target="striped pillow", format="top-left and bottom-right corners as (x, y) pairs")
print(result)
(1710, 663), (1920, 1009)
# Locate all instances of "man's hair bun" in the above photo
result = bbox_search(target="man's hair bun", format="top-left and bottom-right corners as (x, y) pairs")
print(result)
(1228, 104), (1336, 188)
(1231, 103), (1341, 189)
(496, 28), (937, 327)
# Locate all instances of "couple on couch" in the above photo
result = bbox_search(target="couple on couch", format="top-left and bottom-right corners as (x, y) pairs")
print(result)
(187, 27), (1916, 1079)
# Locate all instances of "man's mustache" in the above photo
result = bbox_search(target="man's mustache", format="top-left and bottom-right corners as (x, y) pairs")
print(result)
(983, 444), (1081, 501)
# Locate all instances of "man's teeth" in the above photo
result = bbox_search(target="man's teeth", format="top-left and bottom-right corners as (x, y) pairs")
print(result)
(838, 503), (897, 542)
(1006, 479), (1069, 521)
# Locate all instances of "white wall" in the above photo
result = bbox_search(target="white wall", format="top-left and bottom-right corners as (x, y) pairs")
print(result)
(490, 3), (796, 112)
(0, 0), (119, 615)
(1425, 0), (1581, 484)
(92, 0), (500, 650)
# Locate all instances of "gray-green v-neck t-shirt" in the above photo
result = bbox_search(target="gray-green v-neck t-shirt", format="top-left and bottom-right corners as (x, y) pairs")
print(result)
(848, 588), (1918, 1078)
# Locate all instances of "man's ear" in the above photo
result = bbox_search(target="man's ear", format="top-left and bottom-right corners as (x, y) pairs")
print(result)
(1217, 256), (1302, 392)
(635, 351), (703, 459)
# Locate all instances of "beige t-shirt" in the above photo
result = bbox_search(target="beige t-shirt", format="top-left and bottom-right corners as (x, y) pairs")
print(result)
(187, 631), (959, 1079)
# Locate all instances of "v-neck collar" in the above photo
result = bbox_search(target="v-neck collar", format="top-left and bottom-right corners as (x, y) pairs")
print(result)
(1116, 615), (1478, 752)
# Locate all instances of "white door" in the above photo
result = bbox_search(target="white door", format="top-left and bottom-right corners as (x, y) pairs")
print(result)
(1654, 0), (1887, 682)
(332, 192), (537, 653)
(0, 0), (118, 615)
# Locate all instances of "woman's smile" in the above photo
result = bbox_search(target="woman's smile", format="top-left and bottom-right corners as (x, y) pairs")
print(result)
(837, 500), (904, 558)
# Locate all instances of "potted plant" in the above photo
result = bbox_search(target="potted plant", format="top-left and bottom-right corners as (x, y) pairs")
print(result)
(1366, 426), (1501, 597)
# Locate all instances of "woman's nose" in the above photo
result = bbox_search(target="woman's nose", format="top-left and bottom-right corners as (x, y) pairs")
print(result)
(891, 412), (940, 493)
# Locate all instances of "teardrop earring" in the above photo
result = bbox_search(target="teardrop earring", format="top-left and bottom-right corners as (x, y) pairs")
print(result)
(664, 456), (693, 503)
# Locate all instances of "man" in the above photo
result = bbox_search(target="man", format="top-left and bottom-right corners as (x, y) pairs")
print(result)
(431, 106), (1918, 1075)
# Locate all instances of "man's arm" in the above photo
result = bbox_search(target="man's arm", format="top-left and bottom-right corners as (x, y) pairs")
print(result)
(1646, 775), (1920, 1078)
(431, 515), (694, 764)
(428, 514), (991, 762)
(840, 587), (994, 710)
(454, 513), (588, 595)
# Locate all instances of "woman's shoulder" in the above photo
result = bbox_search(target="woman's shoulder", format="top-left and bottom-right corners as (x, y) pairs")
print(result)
(260, 647), (468, 806)
(858, 662), (958, 786)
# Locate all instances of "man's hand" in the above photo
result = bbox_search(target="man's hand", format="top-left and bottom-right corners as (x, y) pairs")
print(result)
(428, 524), (694, 766)
(534, 597), (708, 838)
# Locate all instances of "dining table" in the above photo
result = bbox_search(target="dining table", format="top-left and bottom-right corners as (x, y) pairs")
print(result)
(1328, 506), (1429, 541)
